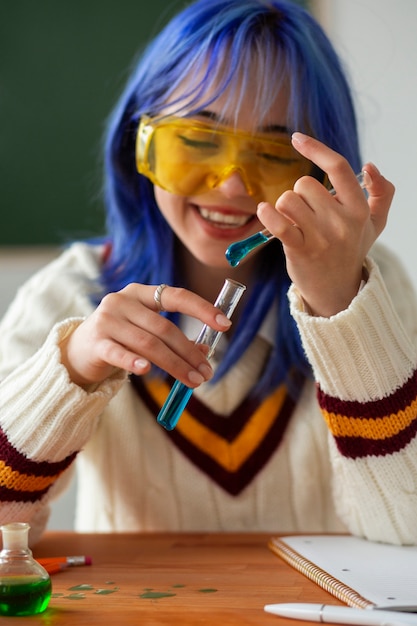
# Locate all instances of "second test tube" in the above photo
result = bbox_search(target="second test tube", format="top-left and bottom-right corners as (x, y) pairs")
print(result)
(157, 278), (246, 430)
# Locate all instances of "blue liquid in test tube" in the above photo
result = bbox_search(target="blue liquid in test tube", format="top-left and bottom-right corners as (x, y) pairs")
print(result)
(157, 278), (246, 431)
(156, 381), (194, 431)
(225, 230), (273, 267)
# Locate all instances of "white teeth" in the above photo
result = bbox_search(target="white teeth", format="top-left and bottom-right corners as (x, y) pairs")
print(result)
(199, 208), (251, 227)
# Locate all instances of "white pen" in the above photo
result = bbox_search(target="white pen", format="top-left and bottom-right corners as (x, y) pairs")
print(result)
(264, 603), (417, 626)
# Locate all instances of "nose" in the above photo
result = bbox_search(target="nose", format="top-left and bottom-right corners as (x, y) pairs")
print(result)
(216, 167), (253, 198)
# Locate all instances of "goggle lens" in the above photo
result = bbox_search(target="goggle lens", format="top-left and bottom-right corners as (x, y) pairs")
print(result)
(136, 116), (312, 204)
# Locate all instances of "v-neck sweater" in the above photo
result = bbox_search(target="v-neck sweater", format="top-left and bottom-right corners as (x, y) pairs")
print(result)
(1, 241), (417, 546)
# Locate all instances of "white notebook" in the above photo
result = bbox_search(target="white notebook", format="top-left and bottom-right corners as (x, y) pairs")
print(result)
(269, 534), (417, 611)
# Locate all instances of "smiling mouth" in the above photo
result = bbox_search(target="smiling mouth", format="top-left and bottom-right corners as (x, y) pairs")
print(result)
(198, 207), (253, 229)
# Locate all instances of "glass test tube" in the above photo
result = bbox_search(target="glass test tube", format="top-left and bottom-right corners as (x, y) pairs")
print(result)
(157, 278), (246, 431)
(225, 171), (366, 267)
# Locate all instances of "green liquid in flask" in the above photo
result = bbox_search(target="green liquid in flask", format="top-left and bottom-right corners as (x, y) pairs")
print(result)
(0, 576), (52, 616)
(0, 522), (52, 616)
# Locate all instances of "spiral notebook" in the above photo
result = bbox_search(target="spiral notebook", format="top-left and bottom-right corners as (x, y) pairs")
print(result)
(269, 534), (417, 611)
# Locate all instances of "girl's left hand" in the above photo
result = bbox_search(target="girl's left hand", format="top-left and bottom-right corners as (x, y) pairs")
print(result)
(257, 133), (395, 317)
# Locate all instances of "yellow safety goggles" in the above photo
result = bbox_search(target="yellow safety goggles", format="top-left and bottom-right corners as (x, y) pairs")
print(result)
(136, 115), (312, 205)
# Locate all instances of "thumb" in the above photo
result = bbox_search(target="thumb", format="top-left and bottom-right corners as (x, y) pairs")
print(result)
(363, 163), (395, 235)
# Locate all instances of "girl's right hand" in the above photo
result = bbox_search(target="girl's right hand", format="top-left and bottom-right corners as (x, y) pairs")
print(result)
(59, 283), (231, 389)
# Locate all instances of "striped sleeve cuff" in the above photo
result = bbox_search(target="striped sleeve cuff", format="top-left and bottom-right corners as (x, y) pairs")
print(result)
(0, 426), (76, 503)
(318, 369), (417, 458)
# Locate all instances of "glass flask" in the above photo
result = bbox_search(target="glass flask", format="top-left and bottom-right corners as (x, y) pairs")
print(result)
(0, 522), (52, 616)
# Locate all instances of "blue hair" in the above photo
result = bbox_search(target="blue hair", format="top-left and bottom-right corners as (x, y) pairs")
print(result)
(99, 0), (362, 399)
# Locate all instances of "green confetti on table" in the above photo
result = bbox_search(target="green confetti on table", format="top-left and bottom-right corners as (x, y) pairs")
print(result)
(140, 591), (176, 599)
(198, 588), (217, 593)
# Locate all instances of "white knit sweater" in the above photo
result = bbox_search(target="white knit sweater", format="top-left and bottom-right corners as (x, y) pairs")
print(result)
(1, 241), (417, 545)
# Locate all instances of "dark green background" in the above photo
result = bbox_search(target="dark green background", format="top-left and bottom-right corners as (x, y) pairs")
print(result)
(0, 1), (308, 245)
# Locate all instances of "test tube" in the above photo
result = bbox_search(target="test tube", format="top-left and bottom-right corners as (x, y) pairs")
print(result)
(157, 278), (246, 431)
(225, 171), (366, 266)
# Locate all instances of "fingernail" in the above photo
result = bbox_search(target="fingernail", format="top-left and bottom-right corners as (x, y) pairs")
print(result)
(362, 162), (381, 186)
(198, 362), (213, 380)
(257, 201), (270, 212)
(134, 357), (149, 371)
(188, 370), (205, 385)
(292, 131), (308, 145)
(215, 313), (232, 328)
(362, 169), (372, 188)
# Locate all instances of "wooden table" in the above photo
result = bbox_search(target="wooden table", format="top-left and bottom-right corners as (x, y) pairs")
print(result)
(2, 532), (342, 625)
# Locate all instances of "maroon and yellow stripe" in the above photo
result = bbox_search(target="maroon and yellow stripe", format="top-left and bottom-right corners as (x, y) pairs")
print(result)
(317, 370), (417, 458)
(132, 375), (299, 495)
(0, 428), (77, 502)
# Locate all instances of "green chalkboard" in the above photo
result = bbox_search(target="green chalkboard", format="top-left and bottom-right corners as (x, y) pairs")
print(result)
(0, 0), (182, 245)
(0, 0), (308, 245)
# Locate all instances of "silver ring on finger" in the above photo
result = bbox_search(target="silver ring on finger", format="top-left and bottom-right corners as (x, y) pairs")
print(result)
(154, 283), (168, 312)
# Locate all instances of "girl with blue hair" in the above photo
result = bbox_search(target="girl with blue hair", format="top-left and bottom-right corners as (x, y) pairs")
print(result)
(1, 0), (417, 547)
